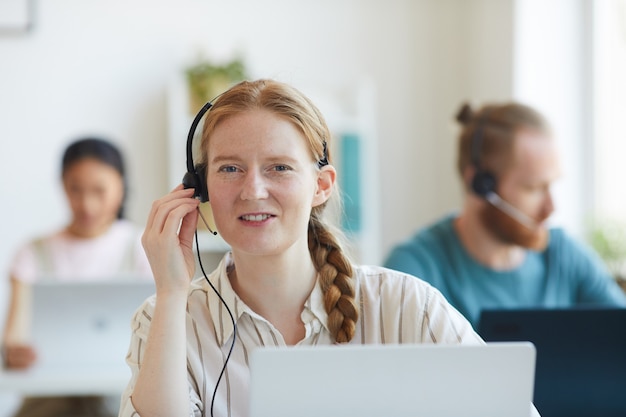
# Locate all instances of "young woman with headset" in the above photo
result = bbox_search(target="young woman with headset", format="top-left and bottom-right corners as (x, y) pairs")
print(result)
(118, 79), (488, 417)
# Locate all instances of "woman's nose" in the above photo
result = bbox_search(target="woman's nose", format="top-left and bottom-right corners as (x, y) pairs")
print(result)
(240, 171), (269, 200)
(77, 193), (99, 215)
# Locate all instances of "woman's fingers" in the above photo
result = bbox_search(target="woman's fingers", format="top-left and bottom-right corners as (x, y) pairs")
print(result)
(144, 186), (195, 234)
(142, 186), (202, 292)
(178, 208), (199, 250)
(143, 188), (198, 245)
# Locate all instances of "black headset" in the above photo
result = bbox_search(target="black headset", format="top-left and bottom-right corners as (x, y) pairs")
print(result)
(470, 110), (497, 197)
(182, 101), (213, 203)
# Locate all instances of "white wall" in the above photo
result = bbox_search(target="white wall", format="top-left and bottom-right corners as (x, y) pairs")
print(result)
(513, 0), (591, 237)
(376, 0), (516, 246)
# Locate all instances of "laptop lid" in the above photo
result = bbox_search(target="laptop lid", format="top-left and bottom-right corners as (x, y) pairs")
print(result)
(249, 342), (536, 417)
(29, 280), (155, 373)
(478, 307), (626, 417)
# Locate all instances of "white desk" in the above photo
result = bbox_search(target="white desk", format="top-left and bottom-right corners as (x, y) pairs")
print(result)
(0, 365), (130, 396)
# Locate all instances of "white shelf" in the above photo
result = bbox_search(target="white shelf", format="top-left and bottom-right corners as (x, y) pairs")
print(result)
(300, 79), (381, 265)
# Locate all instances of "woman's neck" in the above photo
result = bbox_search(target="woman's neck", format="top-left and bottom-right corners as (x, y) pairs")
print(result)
(66, 219), (116, 239)
(228, 248), (318, 344)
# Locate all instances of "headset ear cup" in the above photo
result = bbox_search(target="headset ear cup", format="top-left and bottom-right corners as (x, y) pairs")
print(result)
(471, 170), (497, 197)
(182, 170), (200, 193)
(182, 164), (209, 202)
(195, 163), (209, 203)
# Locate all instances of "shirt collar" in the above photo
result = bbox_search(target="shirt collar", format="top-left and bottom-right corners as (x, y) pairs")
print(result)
(304, 277), (331, 334)
(201, 252), (331, 346)
(200, 252), (246, 346)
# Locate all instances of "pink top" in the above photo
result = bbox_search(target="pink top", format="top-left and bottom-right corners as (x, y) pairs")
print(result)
(9, 220), (152, 283)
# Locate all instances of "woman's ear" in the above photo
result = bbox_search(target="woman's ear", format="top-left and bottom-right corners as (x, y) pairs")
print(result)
(312, 165), (336, 207)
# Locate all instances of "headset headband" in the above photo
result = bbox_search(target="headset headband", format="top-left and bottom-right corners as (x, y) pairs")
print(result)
(186, 101), (213, 173)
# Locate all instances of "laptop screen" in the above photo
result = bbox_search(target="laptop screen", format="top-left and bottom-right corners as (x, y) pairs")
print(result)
(478, 307), (626, 417)
(30, 280), (155, 372)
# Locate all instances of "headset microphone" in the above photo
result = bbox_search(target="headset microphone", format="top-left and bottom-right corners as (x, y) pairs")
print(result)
(470, 109), (537, 230)
(197, 207), (218, 236)
(484, 192), (537, 229)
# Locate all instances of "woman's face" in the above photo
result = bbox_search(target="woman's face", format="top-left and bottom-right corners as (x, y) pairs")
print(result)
(63, 158), (124, 238)
(206, 108), (334, 257)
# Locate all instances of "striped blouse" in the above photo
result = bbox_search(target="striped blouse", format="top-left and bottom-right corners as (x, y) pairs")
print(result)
(118, 252), (484, 417)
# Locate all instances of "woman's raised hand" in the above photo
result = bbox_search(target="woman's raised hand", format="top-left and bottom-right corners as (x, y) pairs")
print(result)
(141, 185), (200, 294)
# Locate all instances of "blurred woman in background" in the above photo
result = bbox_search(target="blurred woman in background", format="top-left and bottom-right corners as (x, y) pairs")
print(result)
(2, 137), (152, 417)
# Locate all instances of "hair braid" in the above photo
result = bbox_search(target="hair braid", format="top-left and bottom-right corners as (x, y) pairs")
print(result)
(308, 216), (358, 343)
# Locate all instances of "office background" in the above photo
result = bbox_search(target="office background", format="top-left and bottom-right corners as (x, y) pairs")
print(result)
(0, 0), (595, 323)
(0, 0), (611, 412)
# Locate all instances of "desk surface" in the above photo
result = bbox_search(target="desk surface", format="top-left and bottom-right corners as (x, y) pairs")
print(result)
(0, 365), (130, 396)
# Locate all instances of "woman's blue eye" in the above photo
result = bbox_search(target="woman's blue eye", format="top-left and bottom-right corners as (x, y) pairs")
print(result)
(274, 165), (290, 172)
(221, 166), (238, 173)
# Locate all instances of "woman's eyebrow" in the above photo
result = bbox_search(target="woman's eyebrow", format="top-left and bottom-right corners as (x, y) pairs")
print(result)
(210, 154), (241, 164)
(210, 154), (301, 164)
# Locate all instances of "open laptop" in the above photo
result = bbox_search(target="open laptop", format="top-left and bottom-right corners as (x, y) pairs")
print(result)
(478, 307), (626, 417)
(0, 280), (155, 396)
(249, 342), (536, 417)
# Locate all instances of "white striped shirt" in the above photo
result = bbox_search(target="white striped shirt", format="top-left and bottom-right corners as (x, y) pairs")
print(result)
(119, 253), (484, 417)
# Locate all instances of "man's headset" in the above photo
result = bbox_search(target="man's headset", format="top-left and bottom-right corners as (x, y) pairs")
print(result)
(470, 112), (498, 197)
(469, 110), (537, 230)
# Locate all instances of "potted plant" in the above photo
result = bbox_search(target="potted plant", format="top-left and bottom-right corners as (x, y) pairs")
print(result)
(588, 217), (626, 290)
(185, 57), (247, 114)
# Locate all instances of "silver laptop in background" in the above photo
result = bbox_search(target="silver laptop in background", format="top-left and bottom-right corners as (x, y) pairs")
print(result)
(29, 280), (155, 372)
(249, 342), (536, 417)
(0, 280), (155, 396)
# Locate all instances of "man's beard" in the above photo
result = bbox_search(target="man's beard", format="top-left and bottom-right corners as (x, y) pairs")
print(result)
(480, 203), (550, 251)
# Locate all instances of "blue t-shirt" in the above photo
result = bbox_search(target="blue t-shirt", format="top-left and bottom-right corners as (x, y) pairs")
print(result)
(383, 214), (626, 329)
